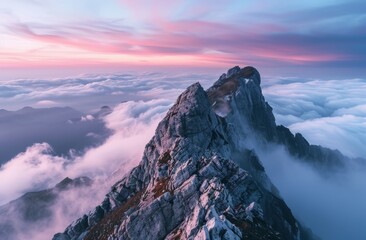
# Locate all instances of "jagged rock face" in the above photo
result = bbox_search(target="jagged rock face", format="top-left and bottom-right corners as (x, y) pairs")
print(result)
(54, 67), (306, 240)
(207, 66), (277, 143)
(276, 126), (345, 170)
(208, 66), (346, 170)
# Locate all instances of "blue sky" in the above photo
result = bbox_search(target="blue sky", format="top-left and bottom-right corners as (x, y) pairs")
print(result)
(0, 0), (365, 79)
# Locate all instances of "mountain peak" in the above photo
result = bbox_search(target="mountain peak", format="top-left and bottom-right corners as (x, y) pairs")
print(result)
(153, 81), (218, 150)
(207, 66), (276, 140)
(54, 66), (330, 240)
(55, 176), (92, 191)
(169, 82), (208, 117)
(217, 66), (261, 87)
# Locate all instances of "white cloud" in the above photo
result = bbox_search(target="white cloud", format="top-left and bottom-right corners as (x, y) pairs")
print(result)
(0, 143), (66, 204)
(1, 72), (365, 240)
(0, 99), (171, 205)
(35, 100), (58, 107)
(0, 72), (213, 112)
(0, 98), (172, 240)
(69, 99), (171, 178)
(260, 76), (366, 240)
(80, 114), (94, 121)
(263, 77), (366, 158)
(289, 115), (366, 158)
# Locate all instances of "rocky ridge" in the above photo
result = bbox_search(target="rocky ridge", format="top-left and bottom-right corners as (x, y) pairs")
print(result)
(54, 66), (327, 240)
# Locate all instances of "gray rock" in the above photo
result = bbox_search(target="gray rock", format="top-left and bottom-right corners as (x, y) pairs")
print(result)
(54, 66), (328, 240)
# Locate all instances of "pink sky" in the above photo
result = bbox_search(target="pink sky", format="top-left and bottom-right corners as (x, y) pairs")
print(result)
(0, 0), (365, 78)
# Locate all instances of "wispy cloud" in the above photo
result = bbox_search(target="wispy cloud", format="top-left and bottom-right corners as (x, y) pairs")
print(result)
(0, 99), (171, 205)
(6, 19), (362, 66)
(0, 98), (172, 240)
(0, 0), (365, 75)
(257, 144), (366, 240)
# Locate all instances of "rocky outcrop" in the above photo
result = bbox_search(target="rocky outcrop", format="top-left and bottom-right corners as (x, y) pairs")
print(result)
(207, 66), (276, 140)
(208, 66), (347, 170)
(54, 66), (328, 240)
(276, 125), (345, 170)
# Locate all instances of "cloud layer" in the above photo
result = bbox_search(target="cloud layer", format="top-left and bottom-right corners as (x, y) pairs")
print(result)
(0, 97), (172, 240)
(257, 144), (366, 240)
(0, 70), (365, 240)
(262, 77), (366, 158)
(0, 99), (171, 205)
(260, 76), (366, 240)
(0, 72), (213, 112)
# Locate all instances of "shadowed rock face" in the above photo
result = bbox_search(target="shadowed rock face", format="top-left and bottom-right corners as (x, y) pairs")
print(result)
(208, 66), (347, 170)
(207, 66), (260, 118)
(53, 66), (331, 240)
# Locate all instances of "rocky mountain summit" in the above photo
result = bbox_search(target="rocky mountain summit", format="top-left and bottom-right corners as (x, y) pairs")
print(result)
(207, 66), (346, 171)
(54, 66), (328, 240)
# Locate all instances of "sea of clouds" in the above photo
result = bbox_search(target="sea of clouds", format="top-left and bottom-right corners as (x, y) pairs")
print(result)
(0, 98), (172, 240)
(0, 72), (214, 112)
(262, 76), (366, 159)
(261, 76), (366, 240)
(0, 72), (214, 203)
(0, 72), (365, 240)
(0, 72), (212, 240)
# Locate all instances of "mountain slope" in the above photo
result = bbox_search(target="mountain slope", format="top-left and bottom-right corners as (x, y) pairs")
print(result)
(54, 66), (327, 240)
(0, 177), (92, 240)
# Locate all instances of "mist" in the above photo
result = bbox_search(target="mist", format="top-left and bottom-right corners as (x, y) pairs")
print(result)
(0, 99), (171, 240)
(256, 144), (366, 240)
(0, 73), (365, 240)
(1, 181), (111, 240)
(259, 77), (366, 240)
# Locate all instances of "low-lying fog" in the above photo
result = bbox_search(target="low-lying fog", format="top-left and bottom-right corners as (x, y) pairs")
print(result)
(0, 73), (365, 240)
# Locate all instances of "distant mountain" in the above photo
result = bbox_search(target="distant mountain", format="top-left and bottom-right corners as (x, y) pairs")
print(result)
(53, 67), (331, 240)
(0, 177), (92, 240)
(94, 106), (113, 118)
(0, 106), (111, 165)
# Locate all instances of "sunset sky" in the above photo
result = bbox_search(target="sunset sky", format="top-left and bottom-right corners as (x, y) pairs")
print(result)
(1, 2), (366, 240)
(1, 0), (365, 79)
